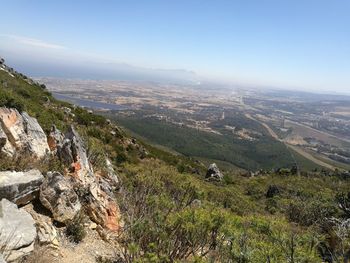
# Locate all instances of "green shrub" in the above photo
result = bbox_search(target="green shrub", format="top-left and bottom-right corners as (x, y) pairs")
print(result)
(65, 213), (87, 243)
(117, 161), (322, 262)
(0, 92), (25, 112)
(286, 198), (337, 226)
(116, 152), (127, 165)
(176, 163), (185, 173)
(74, 107), (106, 126)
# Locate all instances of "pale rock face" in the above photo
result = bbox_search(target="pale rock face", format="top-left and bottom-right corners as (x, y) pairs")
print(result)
(39, 172), (81, 223)
(0, 125), (15, 156)
(0, 169), (44, 205)
(27, 205), (60, 248)
(0, 107), (50, 158)
(64, 125), (93, 180)
(0, 108), (27, 149)
(86, 159), (121, 231)
(106, 158), (119, 185)
(21, 112), (50, 158)
(0, 199), (37, 262)
(86, 182), (121, 231)
(0, 125), (7, 146)
(37, 220), (60, 247)
(52, 125), (93, 181)
(98, 159), (120, 196)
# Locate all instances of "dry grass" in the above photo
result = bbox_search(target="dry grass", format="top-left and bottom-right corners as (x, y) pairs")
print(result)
(18, 246), (57, 263)
(0, 151), (64, 174)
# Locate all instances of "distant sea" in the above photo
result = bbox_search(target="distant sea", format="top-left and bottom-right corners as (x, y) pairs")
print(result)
(53, 93), (127, 110)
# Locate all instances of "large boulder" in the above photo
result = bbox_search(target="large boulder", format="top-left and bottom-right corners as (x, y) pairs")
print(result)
(0, 199), (36, 262)
(0, 108), (50, 158)
(39, 172), (81, 223)
(205, 163), (223, 181)
(0, 169), (43, 205)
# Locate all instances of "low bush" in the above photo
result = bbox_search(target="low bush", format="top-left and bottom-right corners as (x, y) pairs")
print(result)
(65, 213), (87, 243)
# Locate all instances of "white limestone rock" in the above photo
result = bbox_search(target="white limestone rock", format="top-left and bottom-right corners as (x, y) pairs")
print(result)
(0, 169), (44, 205)
(0, 199), (36, 262)
(0, 107), (50, 158)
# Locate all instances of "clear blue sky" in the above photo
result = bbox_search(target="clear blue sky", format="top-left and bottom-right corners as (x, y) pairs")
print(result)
(0, 0), (349, 92)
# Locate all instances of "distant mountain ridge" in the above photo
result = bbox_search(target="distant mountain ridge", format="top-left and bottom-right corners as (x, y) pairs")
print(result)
(0, 51), (200, 85)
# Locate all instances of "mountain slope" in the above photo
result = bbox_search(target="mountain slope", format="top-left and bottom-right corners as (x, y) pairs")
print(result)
(1, 58), (350, 262)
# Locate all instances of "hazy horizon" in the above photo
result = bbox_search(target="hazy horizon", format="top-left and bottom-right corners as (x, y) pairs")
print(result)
(1, 1), (350, 94)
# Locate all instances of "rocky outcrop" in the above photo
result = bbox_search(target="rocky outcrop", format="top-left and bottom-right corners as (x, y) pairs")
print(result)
(0, 108), (50, 158)
(86, 183), (121, 231)
(0, 169), (43, 205)
(54, 125), (93, 182)
(126, 138), (149, 159)
(1, 109), (121, 232)
(40, 172), (81, 223)
(87, 159), (121, 231)
(47, 125), (121, 231)
(205, 163), (223, 181)
(0, 199), (36, 262)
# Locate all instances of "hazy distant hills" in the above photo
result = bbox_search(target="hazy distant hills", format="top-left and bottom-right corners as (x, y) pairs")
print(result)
(262, 89), (350, 102)
(0, 51), (200, 85)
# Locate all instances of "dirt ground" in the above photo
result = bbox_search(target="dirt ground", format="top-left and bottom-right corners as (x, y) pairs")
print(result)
(21, 202), (119, 263)
(22, 229), (118, 263)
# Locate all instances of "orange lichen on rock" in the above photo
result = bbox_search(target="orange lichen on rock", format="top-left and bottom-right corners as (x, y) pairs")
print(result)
(104, 200), (120, 231)
(71, 162), (82, 173)
(86, 185), (121, 232)
(0, 108), (19, 128)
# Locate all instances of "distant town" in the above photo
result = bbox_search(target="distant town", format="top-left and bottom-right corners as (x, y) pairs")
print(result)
(40, 77), (350, 172)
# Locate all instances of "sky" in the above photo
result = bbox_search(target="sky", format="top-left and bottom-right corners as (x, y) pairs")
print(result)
(0, 0), (349, 93)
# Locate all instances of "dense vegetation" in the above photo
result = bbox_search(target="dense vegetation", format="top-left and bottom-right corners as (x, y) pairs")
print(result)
(1, 61), (350, 262)
(112, 115), (294, 171)
(114, 159), (350, 262)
